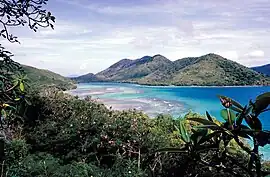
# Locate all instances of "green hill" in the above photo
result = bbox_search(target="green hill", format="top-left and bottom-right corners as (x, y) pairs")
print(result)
(251, 64), (270, 76)
(73, 53), (270, 86)
(70, 73), (99, 83)
(94, 55), (172, 81)
(22, 65), (76, 90)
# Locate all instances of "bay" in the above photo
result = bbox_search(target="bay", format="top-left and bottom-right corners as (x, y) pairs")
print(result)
(68, 82), (270, 159)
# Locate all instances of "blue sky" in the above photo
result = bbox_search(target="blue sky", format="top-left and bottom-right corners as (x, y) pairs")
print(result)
(2, 0), (270, 76)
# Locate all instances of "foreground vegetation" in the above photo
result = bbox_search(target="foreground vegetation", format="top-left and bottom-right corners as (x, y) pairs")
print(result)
(2, 83), (270, 177)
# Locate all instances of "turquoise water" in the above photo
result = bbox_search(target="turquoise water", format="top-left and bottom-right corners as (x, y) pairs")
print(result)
(69, 82), (270, 159)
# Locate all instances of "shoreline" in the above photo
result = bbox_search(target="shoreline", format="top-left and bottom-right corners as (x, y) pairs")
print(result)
(75, 82), (270, 88)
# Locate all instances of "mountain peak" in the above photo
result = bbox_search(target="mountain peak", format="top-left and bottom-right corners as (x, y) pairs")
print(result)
(140, 56), (152, 60)
(202, 53), (223, 58)
(152, 54), (171, 62)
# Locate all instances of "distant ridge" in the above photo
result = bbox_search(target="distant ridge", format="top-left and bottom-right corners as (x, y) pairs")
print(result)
(73, 53), (270, 86)
(251, 64), (270, 76)
(70, 73), (99, 83)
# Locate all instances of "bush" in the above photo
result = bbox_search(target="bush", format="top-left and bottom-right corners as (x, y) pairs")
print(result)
(2, 88), (270, 177)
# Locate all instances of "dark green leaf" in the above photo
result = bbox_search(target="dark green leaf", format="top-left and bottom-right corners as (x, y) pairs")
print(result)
(189, 118), (219, 127)
(206, 111), (213, 122)
(254, 92), (270, 115)
(230, 106), (243, 113)
(195, 125), (222, 131)
(179, 120), (190, 143)
(245, 105), (253, 115)
(13, 80), (19, 87)
(256, 92), (270, 101)
(1, 109), (6, 119)
(218, 95), (244, 110)
(237, 131), (251, 139)
(24, 98), (31, 105)
(191, 128), (208, 144)
(244, 115), (262, 130)
(253, 117), (262, 131)
(220, 109), (236, 124)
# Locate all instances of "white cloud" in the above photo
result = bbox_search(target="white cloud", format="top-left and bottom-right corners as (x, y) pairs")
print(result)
(2, 0), (270, 76)
(247, 50), (265, 58)
(217, 51), (239, 60)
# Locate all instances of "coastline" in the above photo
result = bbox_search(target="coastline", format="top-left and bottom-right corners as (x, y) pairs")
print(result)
(74, 81), (270, 89)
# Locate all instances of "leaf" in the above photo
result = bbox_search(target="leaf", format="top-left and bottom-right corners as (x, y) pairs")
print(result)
(201, 131), (222, 143)
(220, 109), (236, 124)
(1, 109), (6, 119)
(14, 98), (21, 101)
(256, 92), (270, 101)
(189, 118), (219, 127)
(13, 80), (19, 87)
(19, 82), (24, 92)
(244, 115), (262, 130)
(50, 16), (56, 22)
(256, 131), (270, 147)
(218, 95), (244, 110)
(237, 125), (252, 139)
(2, 104), (9, 108)
(245, 105), (253, 116)
(230, 106), (243, 113)
(254, 92), (270, 115)
(179, 120), (190, 143)
(7, 105), (16, 110)
(253, 117), (262, 131)
(226, 146), (238, 154)
(239, 124), (252, 131)
(191, 128), (208, 144)
(195, 125), (222, 131)
(206, 111), (213, 122)
(24, 98), (31, 105)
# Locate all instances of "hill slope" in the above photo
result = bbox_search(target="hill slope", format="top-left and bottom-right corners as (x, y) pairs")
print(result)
(95, 55), (173, 81)
(251, 64), (270, 76)
(70, 73), (99, 83)
(22, 65), (76, 90)
(73, 53), (270, 86)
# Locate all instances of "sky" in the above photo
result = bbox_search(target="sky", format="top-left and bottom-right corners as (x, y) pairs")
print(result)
(2, 0), (270, 76)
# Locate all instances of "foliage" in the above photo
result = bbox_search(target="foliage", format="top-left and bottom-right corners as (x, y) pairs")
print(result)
(159, 92), (270, 177)
(0, 0), (57, 176)
(0, 0), (55, 43)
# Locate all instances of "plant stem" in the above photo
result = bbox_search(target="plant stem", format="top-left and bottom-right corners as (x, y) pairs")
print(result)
(138, 148), (141, 170)
(253, 139), (261, 177)
(1, 160), (4, 177)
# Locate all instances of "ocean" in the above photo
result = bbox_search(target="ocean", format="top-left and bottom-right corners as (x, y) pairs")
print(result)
(68, 82), (270, 159)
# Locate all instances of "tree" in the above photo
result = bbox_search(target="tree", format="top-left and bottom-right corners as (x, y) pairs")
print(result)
(0, 0), (55, 166)
(0, 0), (55, 43)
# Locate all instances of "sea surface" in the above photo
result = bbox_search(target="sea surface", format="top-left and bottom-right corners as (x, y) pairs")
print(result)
(68, 82), (270, 159)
